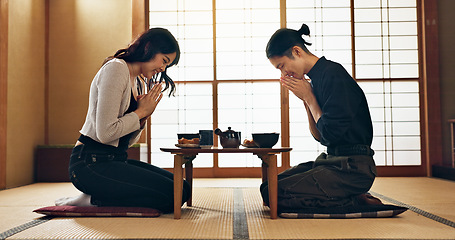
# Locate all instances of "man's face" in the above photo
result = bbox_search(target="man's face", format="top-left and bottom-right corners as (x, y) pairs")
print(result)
(269, 51), (305, 79)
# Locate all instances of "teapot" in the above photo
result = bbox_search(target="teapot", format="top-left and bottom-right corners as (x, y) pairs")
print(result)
(214, 127), (241, 148)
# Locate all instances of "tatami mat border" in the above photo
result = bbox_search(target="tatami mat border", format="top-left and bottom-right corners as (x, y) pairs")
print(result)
(0, 216), (54, 240)
(233, 188), (249, 239)
(370, 191), (455, 228)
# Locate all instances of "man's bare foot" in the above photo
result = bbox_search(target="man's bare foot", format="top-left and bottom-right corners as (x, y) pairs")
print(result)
(356, 193), (383, 205)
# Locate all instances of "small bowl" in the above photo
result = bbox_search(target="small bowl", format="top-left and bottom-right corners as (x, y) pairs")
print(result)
(252, 133), (279, 148)
(177, 133), (200, 140)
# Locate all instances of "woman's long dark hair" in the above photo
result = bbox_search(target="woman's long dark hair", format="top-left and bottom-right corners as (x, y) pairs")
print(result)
(105, 27), (180, 96)
(266, 23), (312, 59)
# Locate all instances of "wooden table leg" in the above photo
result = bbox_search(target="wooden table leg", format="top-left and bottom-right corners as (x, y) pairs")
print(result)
(173, 155), (184, 219)
(267, 154), (278, 219)
(185, 161), (193, 206)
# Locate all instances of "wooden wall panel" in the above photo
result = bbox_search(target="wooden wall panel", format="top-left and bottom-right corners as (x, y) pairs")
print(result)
(0, 0), (8, 189)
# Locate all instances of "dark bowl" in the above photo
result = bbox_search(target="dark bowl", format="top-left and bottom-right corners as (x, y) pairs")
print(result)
(252, 133), (279, 148)
(177, 133), (200, 140)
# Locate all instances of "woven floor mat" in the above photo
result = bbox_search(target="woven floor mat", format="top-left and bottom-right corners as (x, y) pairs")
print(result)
(243, 188), (455, 240)
(0, 183), (81, 234)
(371, 177), (455, 223)
(6, 188), (233, 240)
(2, 178), (455, 239)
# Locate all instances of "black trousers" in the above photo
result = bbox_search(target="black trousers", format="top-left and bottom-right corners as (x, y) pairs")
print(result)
(69, 144), (191, 213)
(261, 152), (376, 212)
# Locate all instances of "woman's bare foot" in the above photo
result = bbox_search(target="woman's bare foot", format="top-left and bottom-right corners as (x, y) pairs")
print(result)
(55, 193), (95, 207)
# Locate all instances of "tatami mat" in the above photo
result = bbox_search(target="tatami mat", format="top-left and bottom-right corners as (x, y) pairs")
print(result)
(0, 183), (80, 233)
(371, 177), (455, 223)
(244, 188), (455, 239)
(7, 188), (233, 239)
(1, 177), (455, 239)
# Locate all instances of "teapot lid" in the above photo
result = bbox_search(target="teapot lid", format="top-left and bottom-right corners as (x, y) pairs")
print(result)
(215, 127), (238, 136)
(225, 127), (235, 133)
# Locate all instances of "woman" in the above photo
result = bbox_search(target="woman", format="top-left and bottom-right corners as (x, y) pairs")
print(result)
(261, 23), (380, 212)
(55, 28), (190, 213)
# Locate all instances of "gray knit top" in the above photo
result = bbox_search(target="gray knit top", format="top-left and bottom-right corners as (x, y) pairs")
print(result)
(79, 58), (143, 147)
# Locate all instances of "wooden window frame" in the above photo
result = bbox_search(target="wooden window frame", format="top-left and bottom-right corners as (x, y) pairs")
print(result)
(133, 0), (441, 177)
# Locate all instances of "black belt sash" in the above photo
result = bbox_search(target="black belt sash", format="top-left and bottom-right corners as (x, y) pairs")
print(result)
(327, 144), (375, 157)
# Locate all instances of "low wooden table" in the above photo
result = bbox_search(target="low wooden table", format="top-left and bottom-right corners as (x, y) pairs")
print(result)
(160, 147), (292, 219)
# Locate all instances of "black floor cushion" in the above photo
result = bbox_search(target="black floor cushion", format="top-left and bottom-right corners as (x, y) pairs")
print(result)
(279, 204), (408, 219)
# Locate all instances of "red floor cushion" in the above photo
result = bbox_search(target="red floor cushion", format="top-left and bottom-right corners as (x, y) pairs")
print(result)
(34, 205), (161, 217)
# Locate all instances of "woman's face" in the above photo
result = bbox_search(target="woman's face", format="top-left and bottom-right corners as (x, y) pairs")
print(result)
(141, 52), (177, 79)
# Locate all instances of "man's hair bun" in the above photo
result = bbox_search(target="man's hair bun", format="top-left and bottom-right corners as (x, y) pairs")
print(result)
(297, 23), (310, 36)
(266, 23), (312, 58)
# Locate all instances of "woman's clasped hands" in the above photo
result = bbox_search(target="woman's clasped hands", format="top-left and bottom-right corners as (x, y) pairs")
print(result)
(135, 83), (163, 127)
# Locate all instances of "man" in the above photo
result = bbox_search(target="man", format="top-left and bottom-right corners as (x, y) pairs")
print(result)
(261, 23), (381, 212)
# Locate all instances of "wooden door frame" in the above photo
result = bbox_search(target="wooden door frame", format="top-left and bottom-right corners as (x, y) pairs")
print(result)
(420, 0), (442, 176)
(132, 0), (148, 40)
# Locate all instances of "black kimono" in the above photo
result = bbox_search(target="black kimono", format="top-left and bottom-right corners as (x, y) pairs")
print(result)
(261, 57), (377, 211)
